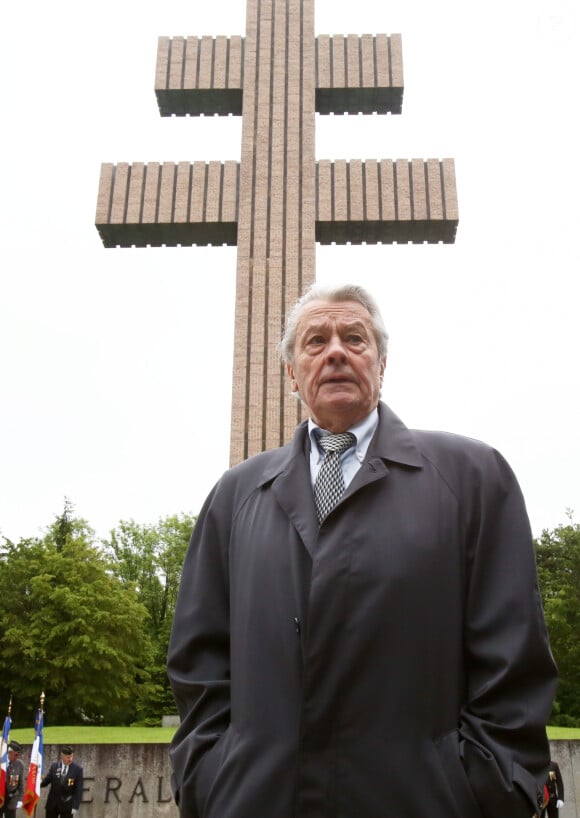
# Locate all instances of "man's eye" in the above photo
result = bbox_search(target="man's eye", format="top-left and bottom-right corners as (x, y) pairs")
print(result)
(307, 335), (325, 345)
(347, 335), (364, 344)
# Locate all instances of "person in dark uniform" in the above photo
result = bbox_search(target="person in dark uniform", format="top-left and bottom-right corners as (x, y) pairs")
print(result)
(40, 745), (83, 818)
(544, 759), (565, 817)
(0, 741), (24, 818)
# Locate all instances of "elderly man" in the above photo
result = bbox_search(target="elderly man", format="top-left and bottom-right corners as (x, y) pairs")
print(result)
(0, 741), (24, 818)
(168, 283), (557, 818)
(40, 745), (83, 818)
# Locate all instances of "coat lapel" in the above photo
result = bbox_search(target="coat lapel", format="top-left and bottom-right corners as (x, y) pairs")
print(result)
(261, 422), (320, 557)
(333, 402), (424, 503)
(256, 404), (423, 555)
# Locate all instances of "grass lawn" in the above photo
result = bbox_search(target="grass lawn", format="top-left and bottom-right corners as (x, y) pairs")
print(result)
(8, 725), (580, 745)
(10, 726), (177, 744)
(546, 726), (580, 740)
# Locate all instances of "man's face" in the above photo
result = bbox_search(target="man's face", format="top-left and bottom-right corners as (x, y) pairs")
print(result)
(61, 753), (73, 766)
(287, 299), (386, 432)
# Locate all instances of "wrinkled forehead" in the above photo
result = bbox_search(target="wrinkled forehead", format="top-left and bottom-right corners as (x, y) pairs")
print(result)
(296, 299), (374, 333)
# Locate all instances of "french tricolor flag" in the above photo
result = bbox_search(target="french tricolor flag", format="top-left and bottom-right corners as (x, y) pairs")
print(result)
(0, 712), (12, 810)
(22, 708), (44, 816)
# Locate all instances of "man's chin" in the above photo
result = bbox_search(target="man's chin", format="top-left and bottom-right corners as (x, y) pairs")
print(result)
(312, 396), (367, 428)
(319, 395), (358, 414)
(319, 381), (358, 399)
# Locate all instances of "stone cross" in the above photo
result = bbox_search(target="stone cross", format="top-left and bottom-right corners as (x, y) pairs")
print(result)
(95, 0), (458, 465)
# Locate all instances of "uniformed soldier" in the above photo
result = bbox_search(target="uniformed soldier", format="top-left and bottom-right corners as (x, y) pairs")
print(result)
(40, 745), (83, 818)
(1, 741), (25, 818)
(544, 760), (565, 818)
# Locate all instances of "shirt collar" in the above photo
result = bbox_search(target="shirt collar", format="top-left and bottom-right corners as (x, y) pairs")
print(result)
(308, 408), (379, 464)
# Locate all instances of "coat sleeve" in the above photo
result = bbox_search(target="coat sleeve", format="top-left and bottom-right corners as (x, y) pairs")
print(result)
(72, 765), (84, 810)
(554, 761), (564, 800)
(457, 445), (558, 818)
(167, 479), (232, 818)
(40, 764), (54, 787)
(18, 761), (25, 799)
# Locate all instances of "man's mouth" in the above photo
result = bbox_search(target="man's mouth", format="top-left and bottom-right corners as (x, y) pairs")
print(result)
(322, 375), (353, 385)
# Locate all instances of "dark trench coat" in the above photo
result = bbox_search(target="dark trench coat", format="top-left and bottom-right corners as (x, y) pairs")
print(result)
(168, 402), (557, 818)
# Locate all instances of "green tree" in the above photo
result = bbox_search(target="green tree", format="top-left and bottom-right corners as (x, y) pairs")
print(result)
(0, 502), (154, 725)
(535, 513), (580, 726)
(104, 513), (194, 723)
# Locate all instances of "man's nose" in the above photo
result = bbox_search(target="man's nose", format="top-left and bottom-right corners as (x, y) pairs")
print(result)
(325, 334), (347, 361)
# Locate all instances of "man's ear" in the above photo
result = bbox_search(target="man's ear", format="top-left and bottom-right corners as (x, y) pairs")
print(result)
(287, 362), (298, 392)
(380, 357), (387, 379)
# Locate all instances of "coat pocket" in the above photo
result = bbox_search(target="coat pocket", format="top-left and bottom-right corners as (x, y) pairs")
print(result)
(197, 724), (238, 818)
(461, 737), (540, 818)
(434, 730), (485, 818)
(512, 760), (546, 818)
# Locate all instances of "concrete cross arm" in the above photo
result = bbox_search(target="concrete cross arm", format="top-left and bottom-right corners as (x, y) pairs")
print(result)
(95, 156), (457, 249)
(315, 33), (403, 115)
(155, 33), (403, 117)
(95, 161), (239, 248)
(316, 158), (459, 245)
(155, 35), (245, 116)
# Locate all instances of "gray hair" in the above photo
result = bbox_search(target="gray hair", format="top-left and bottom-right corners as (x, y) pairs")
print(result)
(280, 282), (389, 364)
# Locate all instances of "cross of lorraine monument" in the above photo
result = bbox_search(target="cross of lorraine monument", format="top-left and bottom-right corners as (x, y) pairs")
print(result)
(95, 0), (458, 466)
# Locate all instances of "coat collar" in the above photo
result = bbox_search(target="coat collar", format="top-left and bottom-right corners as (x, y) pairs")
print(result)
(258, 402), (423, 481)
(256, 403), (423, 556)
(366, 402), (423, 468)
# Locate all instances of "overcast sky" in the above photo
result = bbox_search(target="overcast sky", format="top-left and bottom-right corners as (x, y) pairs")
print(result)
(1, 0), (578, 542)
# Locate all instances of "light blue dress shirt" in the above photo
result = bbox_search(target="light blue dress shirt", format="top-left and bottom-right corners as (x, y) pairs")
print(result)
(308, 408), (379, 488)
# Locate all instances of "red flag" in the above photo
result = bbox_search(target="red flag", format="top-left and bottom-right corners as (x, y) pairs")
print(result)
(22, 708), (44, 816)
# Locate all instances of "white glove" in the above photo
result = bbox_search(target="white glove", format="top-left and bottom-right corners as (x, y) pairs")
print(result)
(72, 810), (78, 816)
(557, 800), (564, 809)
(16, 802), (22, 809)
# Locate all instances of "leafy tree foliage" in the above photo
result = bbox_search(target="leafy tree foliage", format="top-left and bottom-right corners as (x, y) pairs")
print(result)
(2, 498), (580, 730)
(535, 513), (580, 726)
(0, 501), (153, 726)
(104, 513), (194, 723)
